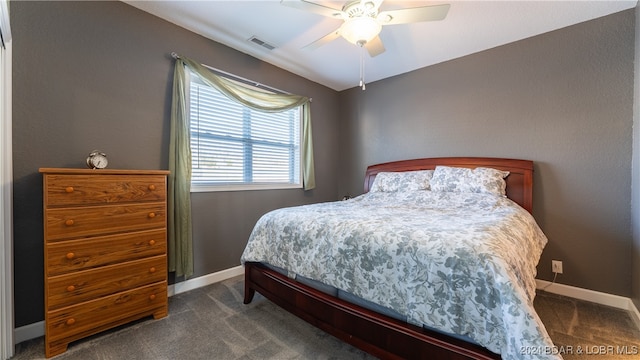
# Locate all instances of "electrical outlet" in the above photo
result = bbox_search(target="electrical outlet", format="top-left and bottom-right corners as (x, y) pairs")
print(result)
(552, 260), (563, 274)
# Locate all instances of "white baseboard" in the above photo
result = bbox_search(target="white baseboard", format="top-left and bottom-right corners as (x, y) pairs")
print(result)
(14, 265), (245, 344)
(13, 321), (43, 344)
(536, 279), (640, 326)
(14, 270), (640, 344)
(168, 265), (244, 296)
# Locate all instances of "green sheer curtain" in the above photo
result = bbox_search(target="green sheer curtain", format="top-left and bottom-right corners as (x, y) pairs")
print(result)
(168, 55), (315, 278)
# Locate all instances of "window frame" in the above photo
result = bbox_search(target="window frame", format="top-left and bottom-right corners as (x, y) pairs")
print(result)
(187, 70), (303, 193)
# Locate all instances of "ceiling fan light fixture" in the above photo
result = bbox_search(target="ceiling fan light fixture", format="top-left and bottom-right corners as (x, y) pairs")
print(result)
(340, 16), (382, 46)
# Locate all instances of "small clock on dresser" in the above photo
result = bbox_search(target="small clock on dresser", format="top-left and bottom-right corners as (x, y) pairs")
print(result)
(86, 150), (108, 169)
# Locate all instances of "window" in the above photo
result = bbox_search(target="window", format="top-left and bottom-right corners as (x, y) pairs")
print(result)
(189, 72), (301, 191)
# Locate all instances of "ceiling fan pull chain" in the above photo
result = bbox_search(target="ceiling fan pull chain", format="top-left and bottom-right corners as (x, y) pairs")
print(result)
(360, 44), (366, 90)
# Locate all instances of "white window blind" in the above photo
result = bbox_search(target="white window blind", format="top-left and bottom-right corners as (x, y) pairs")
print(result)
(189, 73), (301, 191)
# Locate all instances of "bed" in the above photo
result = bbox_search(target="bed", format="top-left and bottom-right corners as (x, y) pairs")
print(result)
(241, 157), (559, 360)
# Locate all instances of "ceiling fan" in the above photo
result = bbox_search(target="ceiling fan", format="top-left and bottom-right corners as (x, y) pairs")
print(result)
(281, 0), (450, 57)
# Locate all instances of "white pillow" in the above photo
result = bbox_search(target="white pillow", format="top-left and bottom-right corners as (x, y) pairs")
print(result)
(370, 170), (434, 192)
(430, 166), (509, 196)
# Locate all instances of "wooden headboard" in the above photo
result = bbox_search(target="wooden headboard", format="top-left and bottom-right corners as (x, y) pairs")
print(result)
(364, 157), (534, 213)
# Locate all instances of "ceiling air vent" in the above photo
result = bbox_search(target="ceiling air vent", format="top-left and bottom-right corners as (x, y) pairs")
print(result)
(248, 36), (276, 50)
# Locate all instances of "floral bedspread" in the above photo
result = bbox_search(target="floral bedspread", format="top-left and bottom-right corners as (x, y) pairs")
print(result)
(241, 191), (561, 360)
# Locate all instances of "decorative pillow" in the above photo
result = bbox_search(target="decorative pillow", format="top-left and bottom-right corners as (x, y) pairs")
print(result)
(369, 170), (434, 192)
(430, 166), (510, 196)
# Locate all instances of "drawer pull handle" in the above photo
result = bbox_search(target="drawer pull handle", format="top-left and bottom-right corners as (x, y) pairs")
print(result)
(66, 252), (75, 260)
(66, 318), (75, 326)
(148, 212), (156, 218)
(149, 267), (156, 273)
(148, 184), (156, 191)
(149, 294), (156, 301)
(148, 240), (156, 246)
(66, 285), (75, 292)
(65, 219), (74, 226)
(65, 186), (74, 193)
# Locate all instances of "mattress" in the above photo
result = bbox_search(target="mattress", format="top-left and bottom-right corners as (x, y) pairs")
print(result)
(263, 262), (478, 344)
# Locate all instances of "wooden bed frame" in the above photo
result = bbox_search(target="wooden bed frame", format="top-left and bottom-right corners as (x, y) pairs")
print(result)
(244, 157), (534, 360)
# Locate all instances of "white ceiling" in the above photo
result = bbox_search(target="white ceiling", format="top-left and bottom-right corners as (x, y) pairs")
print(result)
(124, 0), (637, 91)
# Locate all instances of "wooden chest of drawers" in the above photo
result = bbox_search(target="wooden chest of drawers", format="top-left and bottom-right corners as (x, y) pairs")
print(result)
(40, 168), (170, 358)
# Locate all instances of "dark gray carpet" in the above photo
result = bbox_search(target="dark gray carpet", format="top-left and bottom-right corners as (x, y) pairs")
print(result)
(534, 290), (640, 360)
(10, 276), (640, 359)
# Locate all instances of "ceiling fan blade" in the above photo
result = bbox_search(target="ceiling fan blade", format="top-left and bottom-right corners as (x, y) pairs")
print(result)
(303, 27), (342, 51)
(280, 0), (345, 19)
(365, 35), (385, 57)
(377, 3), (450, 25)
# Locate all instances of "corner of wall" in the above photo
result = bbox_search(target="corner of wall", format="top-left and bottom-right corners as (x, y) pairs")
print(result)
(631, 2), (640, 307)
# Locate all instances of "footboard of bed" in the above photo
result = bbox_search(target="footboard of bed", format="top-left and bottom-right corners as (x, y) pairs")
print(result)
(243, 262), (500, 360)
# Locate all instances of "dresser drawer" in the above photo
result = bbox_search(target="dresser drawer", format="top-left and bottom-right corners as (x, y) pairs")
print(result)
(46, 281), (167, 344)
(44, 174), (166, 207)
(45, 202), (165, 241)
(47, 255), (166, 310)
(46, 229), (166, 276)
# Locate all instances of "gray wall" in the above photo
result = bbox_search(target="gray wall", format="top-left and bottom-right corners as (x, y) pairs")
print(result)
(338, 9), (635, 297)
(11, 1), (340, 327)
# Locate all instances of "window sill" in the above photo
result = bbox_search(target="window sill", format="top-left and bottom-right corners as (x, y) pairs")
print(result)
(190, 183), (302, 193)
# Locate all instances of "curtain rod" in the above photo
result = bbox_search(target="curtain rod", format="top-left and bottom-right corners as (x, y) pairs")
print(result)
(171, 52), (310, 100)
